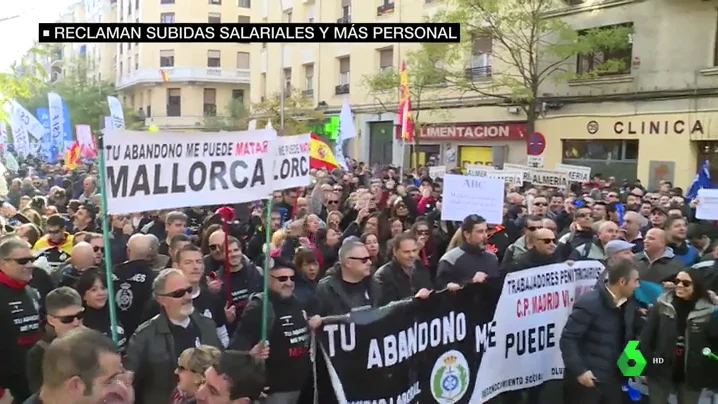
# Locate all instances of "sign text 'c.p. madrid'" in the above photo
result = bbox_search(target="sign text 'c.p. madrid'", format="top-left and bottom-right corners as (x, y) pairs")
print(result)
(103, 129), (277, 215)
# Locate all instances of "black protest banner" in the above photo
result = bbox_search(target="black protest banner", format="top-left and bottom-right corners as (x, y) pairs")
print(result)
(317, 283), (499, 404)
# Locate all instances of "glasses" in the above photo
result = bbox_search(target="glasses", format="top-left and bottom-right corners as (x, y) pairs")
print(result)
(52, 310), (84, 324)
(327, 200), (339, 205)
(160, 286), (193, 298)
(539, 238), (556, 244)
(349, 256), (372, 263)
(209, 244), (223, 251)
(7, 257), (34, 265)
(93, 246), (104, 253)
(271, 275), (296, 282)
(526, 226), (542, 231)
(416, 230), (430, 236)
(534, 202), (548, 207)
(673, 279), (693, 287)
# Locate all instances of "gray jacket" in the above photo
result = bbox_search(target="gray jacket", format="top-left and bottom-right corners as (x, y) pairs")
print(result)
(634, 248), (683, 284)
(125, 311), (223, 404)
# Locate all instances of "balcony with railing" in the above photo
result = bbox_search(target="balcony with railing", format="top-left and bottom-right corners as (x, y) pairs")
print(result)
(335, 84), (349, 95)
(464, 65), (492, 79)
(116, 67), (250, 89)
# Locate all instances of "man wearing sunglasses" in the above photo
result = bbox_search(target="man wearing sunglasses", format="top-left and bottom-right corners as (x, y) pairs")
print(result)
(0, 236), (41, 403)
(126, 268), (222, 404)
(26, 287), (84, 394)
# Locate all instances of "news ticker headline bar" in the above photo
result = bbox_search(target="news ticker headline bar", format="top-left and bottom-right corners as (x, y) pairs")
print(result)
(38, 23), (461, 43)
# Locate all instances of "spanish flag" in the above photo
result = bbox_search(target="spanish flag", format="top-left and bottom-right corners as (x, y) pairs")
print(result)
(64, 141), (81, 169)
(159, 69), (169, 82)
(397, 61), (414, 141)
(309, 134), (339, 170)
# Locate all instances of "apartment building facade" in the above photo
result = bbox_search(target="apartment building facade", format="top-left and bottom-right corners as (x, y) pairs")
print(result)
(112, 0), (252, 129)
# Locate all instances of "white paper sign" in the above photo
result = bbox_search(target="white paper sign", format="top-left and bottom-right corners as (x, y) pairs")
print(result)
(103, 129), (277, 214)
(472, 261), (603, 402)
(695, 188), (718, 220)
(429, 165), (446, 178)
(530, 168), (569, 187)
(273, 133), (311, 191)
(527, 155), (544, 168)
(555, 163), (591, 182)
(503, 163), (530, 183)
(467, 165), (522, 185)
(441, 174), (504, 224)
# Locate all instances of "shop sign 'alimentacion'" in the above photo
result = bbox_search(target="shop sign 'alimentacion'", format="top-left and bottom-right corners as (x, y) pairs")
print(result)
(420, 123), (527, 140)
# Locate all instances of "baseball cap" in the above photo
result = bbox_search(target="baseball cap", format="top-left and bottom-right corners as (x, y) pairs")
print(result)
(604, 240), (635, 256)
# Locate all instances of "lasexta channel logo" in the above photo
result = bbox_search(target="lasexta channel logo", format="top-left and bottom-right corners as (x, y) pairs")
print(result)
(617, 340), (647, 377)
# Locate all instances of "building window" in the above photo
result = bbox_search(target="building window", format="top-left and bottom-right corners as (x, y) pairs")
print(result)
(207, 50), (221, 67)
(208, 13), (221, 23)
(239, 0), (251, 7)
(209, 0), (221, 4)
(119, 61), (123, 75)
(236, 51), (250, 69)
(260, 73), (267, 99)
(160, 12), (175, 23)
(283, 10), (292, 23)
(379, 47), (393, 71)
(135, 52), (139, 70)
(304, 64), (314, 96)
(562, 140), (638, 161)
(232, 89), (244, 103)
(714, 14), (718, 66)
(167, 88), (181, 116)
(467, 36), (492, 78)
(160, 50), (174, 67)
(283, 68), (292, 93)
(377, 0), (394, 16)
(238, 16), (250, 43)
(577, 23), (633, 76)
(136, 0), (139, 9)
(305, 5), (315, 22)
(336, 57), (350, 94)
(563, 0), (587, 4)
(204, 88), (217, 116)
(160, 0), (175, 3)
(127, 57), (132, 73)
(340, 0), (351, 22)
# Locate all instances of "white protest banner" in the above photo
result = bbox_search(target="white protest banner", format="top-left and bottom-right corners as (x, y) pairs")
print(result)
(107, 96), (126, 129)
(441, 174), (504, 224)
(467, 165), (522, 186)
(273, 133), (310, 191)
(465, 164), (496, 177)
(10, 100), (44, 140)
(429, 165), (446, 178)
(695, 188), (718, 220)
(104, 129), (277, 215)
(555, 163), (591, 182)
(530, 168), (569, 187)
(10, 103), (30, 157)
(503, 163), (530, 183)
(471, 261), (603, 403)
(48, 92), (66, 154)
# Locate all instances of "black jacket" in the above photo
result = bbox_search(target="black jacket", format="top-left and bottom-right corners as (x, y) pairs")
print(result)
(435, 243), (500, 289)
(504, 248), (560, 274)
(560, 285), (641, 382)
(373, 259), (434, 307)
(315, 268), (379, 316)
(25, 334), (52, 394)
(112, 260), (156, 338)
(125, 310), (223, 404)
(639, 292), (718, 390)
(556, 228), (595, 261)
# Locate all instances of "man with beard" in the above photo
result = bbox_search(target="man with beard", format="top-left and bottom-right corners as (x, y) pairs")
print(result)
(23, 328), (134, 404)
(113, 234), (157, 338)
(230, 258), (321, 404)
(215, 237), (263, 335)
(126, 268), (222, 404)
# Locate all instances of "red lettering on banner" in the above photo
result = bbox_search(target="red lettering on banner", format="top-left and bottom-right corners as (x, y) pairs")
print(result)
(288, 346), (307, 357)
(419, 122), (527, 140)
(516, 298), (530, 318)
(235, 141), (269, 156)
(530, 292), (561, 314)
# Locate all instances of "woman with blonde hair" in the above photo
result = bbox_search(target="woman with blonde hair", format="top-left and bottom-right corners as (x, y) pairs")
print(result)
(170, 345), (222, 404)
(447, 228), (465, 251)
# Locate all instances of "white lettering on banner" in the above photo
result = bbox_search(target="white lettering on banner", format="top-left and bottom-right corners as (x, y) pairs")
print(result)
(467, 166), (522, 186)
(502, 163), (531, 183)
(465, 164), (496, 177)
(529, 168), (569, 188)
(470, 261), (603, 403)
(441, 174), (505, 224)
(429, 165), (446, 178)
(273, 134), (311, 190)
(103, 129), (277, 214)
(555, 164), (591, 182)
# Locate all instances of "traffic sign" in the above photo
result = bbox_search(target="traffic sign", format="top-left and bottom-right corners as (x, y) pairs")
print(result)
(527, 132), (546, 156)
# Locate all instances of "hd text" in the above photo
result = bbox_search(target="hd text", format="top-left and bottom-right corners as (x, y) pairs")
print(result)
(39, 23), (461, 43)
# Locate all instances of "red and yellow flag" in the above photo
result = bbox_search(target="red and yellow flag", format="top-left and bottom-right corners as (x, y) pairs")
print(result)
(64, 141), (81, 169)
(159, 69), (169, 82)
(398, 61), (414, 141)
(309, 134), (339, 170)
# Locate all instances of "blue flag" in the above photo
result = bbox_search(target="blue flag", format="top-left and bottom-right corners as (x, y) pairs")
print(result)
(61, 98), (73, 152)
(36, 107), (57, 163)
(686, 160), (712, 200)
(634, 280), (663, 305)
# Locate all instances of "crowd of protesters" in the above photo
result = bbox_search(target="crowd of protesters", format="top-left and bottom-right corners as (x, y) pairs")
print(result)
(0, 158), (717, 404)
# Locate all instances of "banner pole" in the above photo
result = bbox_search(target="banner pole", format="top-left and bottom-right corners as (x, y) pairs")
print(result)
(260, 198), (274, 342)
(96, 132), (119, 344)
